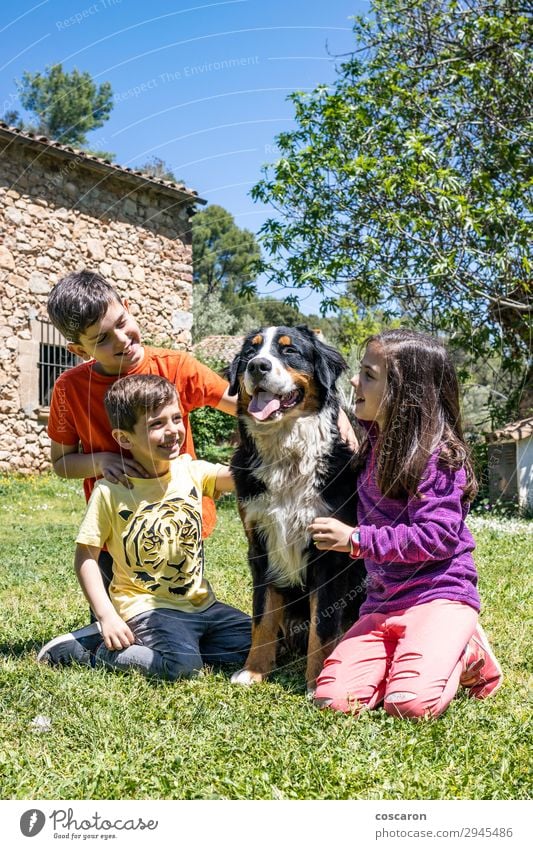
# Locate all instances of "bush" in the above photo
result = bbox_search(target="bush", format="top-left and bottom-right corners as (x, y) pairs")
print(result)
(189, 356), (237, 463)
(189, 405), (236, 463)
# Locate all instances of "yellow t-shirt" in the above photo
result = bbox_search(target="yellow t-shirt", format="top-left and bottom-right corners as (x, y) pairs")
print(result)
(76, 455), (222, 621)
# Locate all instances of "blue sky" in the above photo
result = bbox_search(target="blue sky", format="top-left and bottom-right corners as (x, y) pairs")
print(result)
(1, 0), (369, 312)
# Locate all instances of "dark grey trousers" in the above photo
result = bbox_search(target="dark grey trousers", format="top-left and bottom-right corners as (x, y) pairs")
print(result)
(95, 601), (251, 681)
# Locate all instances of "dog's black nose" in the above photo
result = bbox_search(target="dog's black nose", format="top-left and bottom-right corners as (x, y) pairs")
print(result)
(247, 357), (272, 376)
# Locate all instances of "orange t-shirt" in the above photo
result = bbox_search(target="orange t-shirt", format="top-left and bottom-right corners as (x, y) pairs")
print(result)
(48, 347), (229, 537)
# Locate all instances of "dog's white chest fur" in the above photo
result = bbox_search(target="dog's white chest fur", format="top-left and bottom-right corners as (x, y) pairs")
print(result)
(242, 408), (335, 587)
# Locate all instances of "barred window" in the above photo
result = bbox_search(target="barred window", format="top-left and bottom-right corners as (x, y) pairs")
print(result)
(37, 320), (81, 406)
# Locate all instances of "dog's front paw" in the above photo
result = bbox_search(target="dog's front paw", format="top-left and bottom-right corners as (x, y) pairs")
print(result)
(230, 668), (264, 686)
(306, 685), (317, 701)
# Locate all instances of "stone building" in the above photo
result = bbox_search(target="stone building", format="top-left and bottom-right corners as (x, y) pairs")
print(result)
(0, 121), (204, 474)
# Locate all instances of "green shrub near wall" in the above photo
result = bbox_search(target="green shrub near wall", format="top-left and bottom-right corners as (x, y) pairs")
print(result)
(190, 357), (237, 464)
(189, 405), (236, 463)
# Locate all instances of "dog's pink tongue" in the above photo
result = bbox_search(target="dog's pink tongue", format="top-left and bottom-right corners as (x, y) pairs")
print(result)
(248, 391), (281, 421)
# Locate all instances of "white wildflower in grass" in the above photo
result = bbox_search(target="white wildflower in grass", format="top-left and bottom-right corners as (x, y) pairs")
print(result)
(468, 516), (533, 535)
(30, 715), (52, 733)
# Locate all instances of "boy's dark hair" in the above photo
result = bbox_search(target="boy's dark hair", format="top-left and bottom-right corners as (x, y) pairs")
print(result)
(104, 375), (180, 433)
(47, 270), (123, 342)
(360, 328), (478, 502)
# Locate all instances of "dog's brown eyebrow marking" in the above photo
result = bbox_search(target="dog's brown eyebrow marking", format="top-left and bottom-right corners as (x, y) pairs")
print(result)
(251, 334), (263, 345)
(278, 335), (292, 346)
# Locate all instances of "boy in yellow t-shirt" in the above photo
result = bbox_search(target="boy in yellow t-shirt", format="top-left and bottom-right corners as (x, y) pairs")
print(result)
(38, 374), (251, 680)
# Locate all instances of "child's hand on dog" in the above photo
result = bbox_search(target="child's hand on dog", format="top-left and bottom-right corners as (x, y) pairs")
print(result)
(308, 517), (354, 552)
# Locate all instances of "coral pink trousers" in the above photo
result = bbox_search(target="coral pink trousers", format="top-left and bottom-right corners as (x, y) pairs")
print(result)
(314, 599), (478, 719)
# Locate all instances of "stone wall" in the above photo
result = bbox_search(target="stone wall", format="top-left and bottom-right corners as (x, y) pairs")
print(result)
(0, 139), (196, 474)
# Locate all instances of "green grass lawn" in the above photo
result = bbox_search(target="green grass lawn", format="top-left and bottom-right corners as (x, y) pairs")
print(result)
(0, 474), (531, 800)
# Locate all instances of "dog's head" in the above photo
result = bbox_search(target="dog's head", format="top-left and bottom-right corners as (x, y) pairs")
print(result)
(228, 325), (347, 424)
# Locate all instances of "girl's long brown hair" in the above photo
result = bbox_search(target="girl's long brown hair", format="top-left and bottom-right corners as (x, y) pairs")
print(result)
(359, 329), (478, 502)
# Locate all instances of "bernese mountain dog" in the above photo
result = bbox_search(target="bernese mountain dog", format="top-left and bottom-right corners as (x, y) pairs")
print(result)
(228, 325), (366, 692)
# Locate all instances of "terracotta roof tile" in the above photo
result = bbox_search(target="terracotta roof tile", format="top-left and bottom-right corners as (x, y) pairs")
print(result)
(192, 335), (245, 364)
(486, 416), (533, 443)
(0, 121), (205, 204)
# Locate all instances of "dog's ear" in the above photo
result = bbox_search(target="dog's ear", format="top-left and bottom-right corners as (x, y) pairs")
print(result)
(228, 352), (242, 396)
(296, 325), (347, 390)
(314, 340), (347, 390)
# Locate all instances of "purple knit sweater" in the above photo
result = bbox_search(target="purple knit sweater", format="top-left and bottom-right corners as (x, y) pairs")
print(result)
(357, 423), (480, 616)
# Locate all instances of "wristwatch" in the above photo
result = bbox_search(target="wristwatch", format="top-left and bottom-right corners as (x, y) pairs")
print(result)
(350, 528), (361, 559)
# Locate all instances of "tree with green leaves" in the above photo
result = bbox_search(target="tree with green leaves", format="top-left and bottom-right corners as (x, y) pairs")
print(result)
(247, 297), (308, 328)
(192, 204), (261, 298)
(191, 205), (262, 339)
(190, 282), (247, 341)
(191, 204), (315, 339)
(17, 64), (113, 146)
(252, 0), (531, 415)
(136, 157), (181, 183)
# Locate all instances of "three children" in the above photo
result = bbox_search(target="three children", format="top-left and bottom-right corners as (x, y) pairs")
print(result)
(38, 271), (502, 717)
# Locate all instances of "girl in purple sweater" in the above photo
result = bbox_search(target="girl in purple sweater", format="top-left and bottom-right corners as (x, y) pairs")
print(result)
(309, 329), (502, 719)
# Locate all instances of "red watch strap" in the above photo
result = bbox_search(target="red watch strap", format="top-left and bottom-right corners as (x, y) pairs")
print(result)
(350, 528), (361, 559)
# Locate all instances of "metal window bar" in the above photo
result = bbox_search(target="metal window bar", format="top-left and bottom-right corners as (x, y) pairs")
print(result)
(38, 320), (82, 406)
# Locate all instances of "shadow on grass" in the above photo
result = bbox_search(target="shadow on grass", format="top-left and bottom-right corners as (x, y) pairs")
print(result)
(268, 651), (309, 694)
(0, 640), (42, 658)
(0, 638), (318, 699)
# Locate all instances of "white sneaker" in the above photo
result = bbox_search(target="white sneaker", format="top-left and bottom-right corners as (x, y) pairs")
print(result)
(37, 622), (102, 666)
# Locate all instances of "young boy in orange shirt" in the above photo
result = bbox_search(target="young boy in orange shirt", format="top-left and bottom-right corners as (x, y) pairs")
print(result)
(47, 270), (236, 536)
